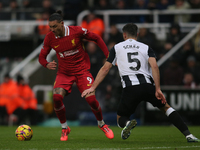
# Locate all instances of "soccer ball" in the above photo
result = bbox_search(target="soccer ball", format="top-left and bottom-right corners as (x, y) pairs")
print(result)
(15, 124), (33, 141)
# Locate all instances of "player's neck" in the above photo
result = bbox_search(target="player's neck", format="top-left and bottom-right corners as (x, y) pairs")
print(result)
(125, 37), (137, 41)
(60, 26), (66, 37)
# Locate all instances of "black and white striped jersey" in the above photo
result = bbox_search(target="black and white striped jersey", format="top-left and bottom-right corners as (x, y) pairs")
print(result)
(107, 39), (156, 88)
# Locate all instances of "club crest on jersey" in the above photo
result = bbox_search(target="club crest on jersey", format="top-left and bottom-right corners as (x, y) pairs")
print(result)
(71, 39), (76, 46)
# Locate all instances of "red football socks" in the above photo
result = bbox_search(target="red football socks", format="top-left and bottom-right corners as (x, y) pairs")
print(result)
(53, 94), (66, 123)
(86, 95), (103, 121)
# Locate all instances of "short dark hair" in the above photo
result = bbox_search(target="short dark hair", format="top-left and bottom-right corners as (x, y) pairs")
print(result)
(122, 23), (138, 37)
(49, 10), (63, 22)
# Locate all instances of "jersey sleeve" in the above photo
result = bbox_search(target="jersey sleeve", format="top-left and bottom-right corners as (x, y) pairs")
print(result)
(148, 47), (156, 58)
(107, 46), (116, 65)
(78, 26), (109, 58)
(38, 35), (52, 68)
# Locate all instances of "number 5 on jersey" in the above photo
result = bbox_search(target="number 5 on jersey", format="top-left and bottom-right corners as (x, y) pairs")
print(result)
(127, 52), (141, 71)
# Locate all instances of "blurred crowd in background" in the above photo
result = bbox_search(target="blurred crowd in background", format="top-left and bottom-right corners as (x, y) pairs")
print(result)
(0, 0), (200, 22)
(0, 74), (38, 125)
(0, 0), (200, 125)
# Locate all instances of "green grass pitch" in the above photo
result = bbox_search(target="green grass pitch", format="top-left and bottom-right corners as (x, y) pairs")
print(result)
(0, 126), (200, 150)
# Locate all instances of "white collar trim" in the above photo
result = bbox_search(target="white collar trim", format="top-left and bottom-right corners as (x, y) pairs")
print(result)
(65, 25), (69, 36)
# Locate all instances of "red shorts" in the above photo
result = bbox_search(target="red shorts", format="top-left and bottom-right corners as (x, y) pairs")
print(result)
(54, 71), (94, 94)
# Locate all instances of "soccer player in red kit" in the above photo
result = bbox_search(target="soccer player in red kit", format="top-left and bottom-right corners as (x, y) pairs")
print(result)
(38, 10), (114, 141)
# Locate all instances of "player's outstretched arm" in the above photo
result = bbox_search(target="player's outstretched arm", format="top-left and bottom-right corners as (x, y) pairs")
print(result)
(148, 57), (166, 104)
(84, 31), (109, 58)
(81, 61), (112, 97)
(148, 57), (160, 90)
(38, 36), (52, 68)
(155, 89), (166, 104)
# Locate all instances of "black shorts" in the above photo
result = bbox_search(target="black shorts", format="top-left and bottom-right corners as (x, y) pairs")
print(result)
(117, 83), (165, 117)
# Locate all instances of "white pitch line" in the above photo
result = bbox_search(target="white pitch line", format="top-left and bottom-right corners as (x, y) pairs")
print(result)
(61, 145), (200, 150)
(2, 146), (200, 150)
(48, 145), (200, 150)
(137, 145), (200, 149)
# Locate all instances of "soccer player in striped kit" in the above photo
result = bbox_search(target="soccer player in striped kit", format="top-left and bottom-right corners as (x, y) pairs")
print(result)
(82, 23), (200, 142)
(39, 10), (114, 141)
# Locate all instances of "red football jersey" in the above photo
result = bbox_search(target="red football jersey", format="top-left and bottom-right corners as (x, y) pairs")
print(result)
(39, 25), (109, 75)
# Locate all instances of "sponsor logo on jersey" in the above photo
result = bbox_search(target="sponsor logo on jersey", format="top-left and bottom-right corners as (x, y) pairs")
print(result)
(71, 39), (76, 46)
(59, 52), (64, 58)
(54, 45), (60, 48)
(59, 49), (79, 58)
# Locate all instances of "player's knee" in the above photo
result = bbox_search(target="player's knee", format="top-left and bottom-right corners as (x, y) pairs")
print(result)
(85, 91), (95, 98)
(159, 103), (171, 113)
